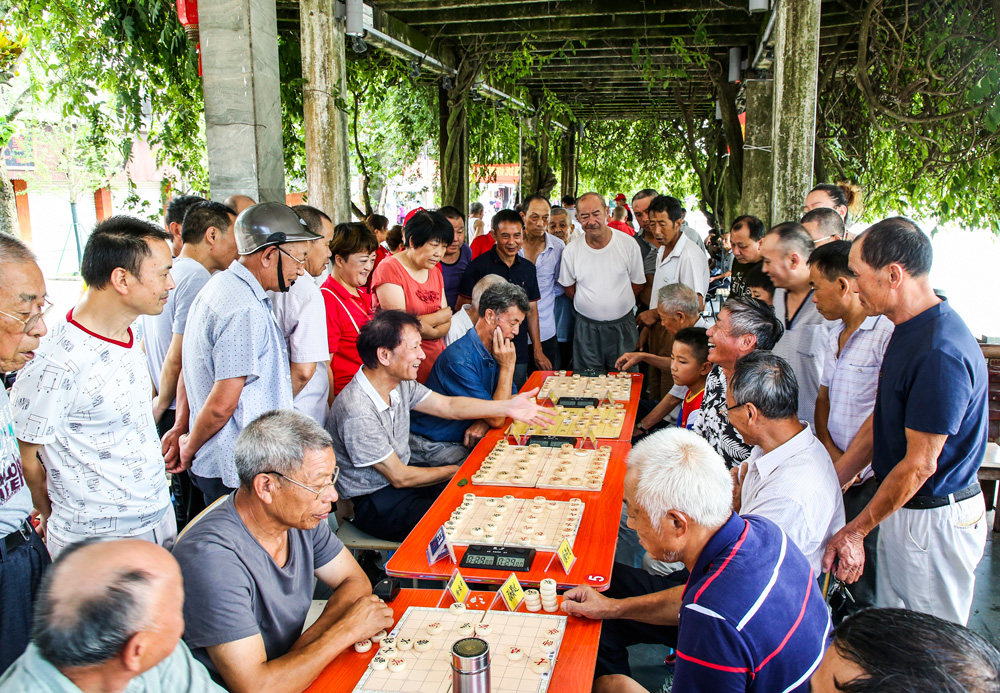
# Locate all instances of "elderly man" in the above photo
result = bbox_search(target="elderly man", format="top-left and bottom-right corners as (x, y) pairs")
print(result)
(811, 608), (1000, 693)
(760, 222), (831, 428)
(728, 215), (765, 297)
(693, 296), (783, 469)
(223, 194), (256, 215)
(0, 237), (51, 673)
(411, 283), (526, 452)
(173, 410), (393, 693)
(328, 310), (552, 542)
(559, 192), (646, 371)
(269, 205), (336, 425)
(564, 428), (830, 693)
(0, 538), (221, 691)
(630, 189), (660, 309)
(15, 218), (177, 558)
(444, 274), (506, 347)
(165, 203), (322, 504)
(801, 207), (845, 247)
(617, 284), (707, 435)
(520, 195), (564, 371)
(727, 352), (845, 573)
(825, 217), (988, 625)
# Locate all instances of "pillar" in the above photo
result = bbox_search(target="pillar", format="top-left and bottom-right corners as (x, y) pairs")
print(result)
(301, 0), (351, 222)
(742, 79), (774, 225)
(199, 0), (285, 204)
(439, 86), (469, 214)
(769, 0), (821, 226)
(559, 127), (577, 201)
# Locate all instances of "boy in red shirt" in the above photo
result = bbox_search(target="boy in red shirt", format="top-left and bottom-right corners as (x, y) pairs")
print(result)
(670, 327), (712, 429)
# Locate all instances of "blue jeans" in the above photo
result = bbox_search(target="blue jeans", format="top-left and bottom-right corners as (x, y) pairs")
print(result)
(0, 522), (50, 673)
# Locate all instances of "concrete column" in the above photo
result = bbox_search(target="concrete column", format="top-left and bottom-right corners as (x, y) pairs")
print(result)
(301, 0), (351, 222)
(199, 0), (285, 204)
(438, 86), (469, 214)
(559, 128), (577, 200)
(769, 0), (821, 225)
(742, 79), (773, 224)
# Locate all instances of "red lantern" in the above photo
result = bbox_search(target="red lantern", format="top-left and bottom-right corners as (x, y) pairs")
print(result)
(175, 0), (202, 75)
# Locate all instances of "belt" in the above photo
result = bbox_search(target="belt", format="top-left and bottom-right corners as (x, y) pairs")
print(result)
(903, 482), (981, 510)
(1, 518), (33, 558)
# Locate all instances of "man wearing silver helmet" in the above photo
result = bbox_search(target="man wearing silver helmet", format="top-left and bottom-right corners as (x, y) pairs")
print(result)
(162, 202), (322, 504)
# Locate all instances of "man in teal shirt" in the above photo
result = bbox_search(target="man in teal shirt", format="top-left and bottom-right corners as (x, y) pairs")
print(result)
(0, 539), (221, 693)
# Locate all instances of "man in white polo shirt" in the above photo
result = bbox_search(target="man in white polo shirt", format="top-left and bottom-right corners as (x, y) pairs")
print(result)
(14, 217), (178, 558)
(558, 192), (645, 371)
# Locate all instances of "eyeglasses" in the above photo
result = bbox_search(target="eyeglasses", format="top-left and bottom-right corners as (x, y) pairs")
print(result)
(726, 402), (748, 412)
(264, 468), (339, 497)
(0, 298), (53, 334)
(277, 247), (306, 265)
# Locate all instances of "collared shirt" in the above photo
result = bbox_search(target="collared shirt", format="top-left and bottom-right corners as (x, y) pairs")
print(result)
(650, 232), (711, 302)
(269, 277), (330, 425)
(674, 512), (830, 693)
(873, 299), (988, 497)
(692, 366), (751, 469)
(0, 642), (223, 692)
(182, 261), (293, 488)
(327, 368), (431, 498)
(820, 315), (894, 452)
(411, 328), (515, 443)
(519, 232), (565, 343)
(320, 275), (374, 395)
(458, 248), (541, 363)
(742, 426), (846, 574)
(0, 384), (31, 535)
(772, 289), (838, 429)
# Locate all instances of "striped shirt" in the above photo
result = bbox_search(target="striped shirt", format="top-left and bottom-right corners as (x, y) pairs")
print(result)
(820, 315), (894, 452)
(675, 513), (831, 693)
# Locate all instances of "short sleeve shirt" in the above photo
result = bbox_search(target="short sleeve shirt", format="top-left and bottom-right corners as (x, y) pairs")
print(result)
(320, 277), (374, 395)
(269, 278), (330, 424)
(11, 313), (170, 542)
(519, 233), (565, 343)
(634, 233), (659, 278)
(139, 257), (211, 410)
(772, 289), (837, 430)
(559, 230), (645, 321)
(692, 366), (751, 469)
(650, 233), (711, 301)
(872, 300), (988, 496)
(327, 369), (432, 498)
(458, 249), (541, 363)
(173, 494), (344, 680)
(439, 244), (472, 308)
(0, 384), (31, 535)
(182, 261), (293, 488)
(729, 259), (761, 298)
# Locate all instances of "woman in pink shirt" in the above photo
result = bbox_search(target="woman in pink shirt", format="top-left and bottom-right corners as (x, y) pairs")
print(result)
(321, 223), (378, 395)
(370, 210), (453, 382)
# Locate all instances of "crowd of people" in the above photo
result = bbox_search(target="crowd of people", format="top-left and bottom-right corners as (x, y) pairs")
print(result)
(0, 180), (997, 693)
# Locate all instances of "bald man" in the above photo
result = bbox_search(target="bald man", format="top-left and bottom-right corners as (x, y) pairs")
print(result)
(0, 538), (221, 692)
(223, 195), (256, 215)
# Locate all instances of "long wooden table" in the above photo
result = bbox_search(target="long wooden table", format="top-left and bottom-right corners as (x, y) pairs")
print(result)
(385, 431), (630, 589)
(304, 589), (601, 693)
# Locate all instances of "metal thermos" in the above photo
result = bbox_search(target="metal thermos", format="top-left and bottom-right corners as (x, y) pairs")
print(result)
(451, 637), (491, 693)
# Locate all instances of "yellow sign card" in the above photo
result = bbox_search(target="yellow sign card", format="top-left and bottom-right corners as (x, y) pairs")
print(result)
(557, 538), (577, 574)
(500, 572), (525, 612)
(448, 570), (470, 605)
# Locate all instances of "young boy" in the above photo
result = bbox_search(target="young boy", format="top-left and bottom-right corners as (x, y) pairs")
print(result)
(669, 327), (712, 430)
(745, 264), (776, 306)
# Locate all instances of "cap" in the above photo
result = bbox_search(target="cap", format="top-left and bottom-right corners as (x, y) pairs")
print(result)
(614, 193), (627, 202)
(234, 202), (323, 255)
(403, 207), (425, 225)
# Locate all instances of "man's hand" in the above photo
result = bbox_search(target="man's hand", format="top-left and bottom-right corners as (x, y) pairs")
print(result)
(161, 426), (184, 470)
(730, 462), (746, 513)
(178, 433), (196, 471)
(637, 309), (658, 328)
(492, 327), (516, 371)
(615, 352), (645, 371)
(463, 420), (490, 449)
(533, 348), (552, 372)
(30, 509), (46, 543)
(505, 389), (556, 426)
(822, 524), (867, 583)
(561, 585), (618, 620)
(339, 595), (395, 643)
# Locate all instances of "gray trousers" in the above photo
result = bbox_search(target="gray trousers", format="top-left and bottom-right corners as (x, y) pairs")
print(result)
(408, 433), (473, 467)
(573, 311), (638, 372)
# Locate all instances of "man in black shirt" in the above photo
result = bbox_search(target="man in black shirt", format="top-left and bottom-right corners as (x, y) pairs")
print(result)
(729, 215), (766, 297)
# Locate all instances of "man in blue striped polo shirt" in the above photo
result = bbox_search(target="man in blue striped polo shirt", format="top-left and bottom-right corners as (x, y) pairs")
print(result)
(563, 428), (830, 693)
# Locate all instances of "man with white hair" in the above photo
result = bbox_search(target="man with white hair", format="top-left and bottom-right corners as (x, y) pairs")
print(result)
(444, 274), (506, 346)
(563, 428), (830, 693)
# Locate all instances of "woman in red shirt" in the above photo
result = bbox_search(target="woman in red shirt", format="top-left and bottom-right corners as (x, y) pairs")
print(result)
(321, 222), (378, 395)
(370, 209), (454, 382)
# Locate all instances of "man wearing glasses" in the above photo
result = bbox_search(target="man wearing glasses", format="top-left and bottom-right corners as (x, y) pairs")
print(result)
(0, 235), (52, 673)
(165, 203), (322, 505)
(173, 409), (393, 693)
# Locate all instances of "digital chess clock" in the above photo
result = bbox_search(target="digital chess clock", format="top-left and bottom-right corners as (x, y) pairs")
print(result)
(525, 435), (579, 448)
(556, 396), (600, 408)
(459, 545), (537, 572)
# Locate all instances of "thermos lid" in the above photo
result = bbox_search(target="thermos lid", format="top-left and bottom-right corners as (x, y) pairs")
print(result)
(451, 637), (490, 673)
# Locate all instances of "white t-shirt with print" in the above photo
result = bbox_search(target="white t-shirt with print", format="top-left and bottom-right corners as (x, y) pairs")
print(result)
(10, 315), (170, 544)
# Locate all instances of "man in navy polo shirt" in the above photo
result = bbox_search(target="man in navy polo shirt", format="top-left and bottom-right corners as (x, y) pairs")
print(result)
(563, 428), (830, 693)
(824, 217), (988, 625)
(457, 209), (542, 389)
(410, 282), (526, 455)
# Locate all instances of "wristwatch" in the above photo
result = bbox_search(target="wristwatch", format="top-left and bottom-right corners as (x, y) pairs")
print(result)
(636, 422), (647, 433)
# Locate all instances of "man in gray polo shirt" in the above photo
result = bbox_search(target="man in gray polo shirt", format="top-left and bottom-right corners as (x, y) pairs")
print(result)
(328, 310), (553, 542)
